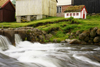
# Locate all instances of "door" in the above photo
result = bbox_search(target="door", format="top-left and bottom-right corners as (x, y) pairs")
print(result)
(83, 14), (85, 19)
(83, 10), (85, 19)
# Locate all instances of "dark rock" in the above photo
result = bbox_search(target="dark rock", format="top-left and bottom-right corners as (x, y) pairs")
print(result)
(61, 40), (68, 43)
(84, 36), (89, 42)
(92, 27), (98, 32)
(0, 30), (3, 35)
(97, 29), (100, 35)
(53, 39), (57, 43)
(3, 30), (15, 46)
(90, 30), (96, 37)
(17, 30), (27, 41)
(69, 35), (74, 39)
(69, 39), (81, 44)
(45, 34), (52, 40)
(93, 37), (100, 43)
(76, 30), (81, 36)
(81, 41), (87, 45)
(39, 35), (44, 42)
(79, 31), (90, 40)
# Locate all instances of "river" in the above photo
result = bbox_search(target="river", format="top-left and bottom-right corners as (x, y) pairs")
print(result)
(0, 35), (100, 67)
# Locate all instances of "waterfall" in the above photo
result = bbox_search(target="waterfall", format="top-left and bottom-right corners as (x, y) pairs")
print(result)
(15, 34), (22, 45)
(0, 35), (11, 51)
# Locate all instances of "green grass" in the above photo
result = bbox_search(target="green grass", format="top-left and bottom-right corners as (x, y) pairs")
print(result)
(0, 17), (66, 28)
(1, 15), (100, 42)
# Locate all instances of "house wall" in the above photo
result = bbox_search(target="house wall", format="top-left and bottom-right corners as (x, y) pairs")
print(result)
(57, 5), (71, 17)
(3, 2), (15, 22)
(16, 0), (57, 22)
(16, 0), (42, 16)
(0, 10), (3, 22)
(64, 12), (81, 18)
(57, 0), (71, 6)
(80, 8), (87, 19)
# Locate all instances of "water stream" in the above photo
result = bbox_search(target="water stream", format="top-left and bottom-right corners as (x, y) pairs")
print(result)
(0, 35), (100, 67)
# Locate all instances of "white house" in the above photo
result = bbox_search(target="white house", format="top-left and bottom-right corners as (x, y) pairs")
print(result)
(16, 0), (57, 22)
(64, 5), (87, 19)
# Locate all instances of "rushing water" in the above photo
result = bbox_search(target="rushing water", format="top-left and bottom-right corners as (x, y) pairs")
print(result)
(0, 35), (100, 67)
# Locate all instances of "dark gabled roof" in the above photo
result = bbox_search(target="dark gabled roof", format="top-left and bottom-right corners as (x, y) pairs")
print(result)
(0, 0), (8, 8)
(64, 5), (85, 12)
(0, 0), (15, 10)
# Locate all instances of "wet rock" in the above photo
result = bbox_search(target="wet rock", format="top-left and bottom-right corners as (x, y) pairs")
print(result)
(81, 41), (87, 45)
(3, 30), (15, 46)
(93, 37), (100, 43)
(69, 39), (81, 44)
(53, 39), (57, 43)
(65, 39), (73, 43)
(61, 40), (68, 43)
(0, 30), (3, 35)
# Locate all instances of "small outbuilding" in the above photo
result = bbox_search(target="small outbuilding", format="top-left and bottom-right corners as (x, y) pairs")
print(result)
(0, 0), (15, 22)
(64, 5), (87, 19)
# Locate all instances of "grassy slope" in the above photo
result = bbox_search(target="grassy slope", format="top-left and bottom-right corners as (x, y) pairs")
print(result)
(0, 15), (100, 42)
(0, 17), (65, 28)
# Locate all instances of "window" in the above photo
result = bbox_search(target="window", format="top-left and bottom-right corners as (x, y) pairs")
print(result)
(66, 13), (69, 16)
(57, 6), (61, 13)
(73, 13), (75, 16)
(70, 13), (72, 16)
(76, 13), (79, 16)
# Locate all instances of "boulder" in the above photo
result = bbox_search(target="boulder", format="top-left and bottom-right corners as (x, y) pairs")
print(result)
(97, 29), (100, 35)
(65, 39), (73, 43)
(81, 41), (87, 45)
(69, 39), (81, 44)
(76, 30), (81, 36)
(93, 37), (100, 43)
(90, 30), (96, 37)
(61, 40), (68, 43)
(84, 36), (89, 42)
(79, 31), (90, 40)
(45, 34), (52, 40)
(92, 27), (98, 32)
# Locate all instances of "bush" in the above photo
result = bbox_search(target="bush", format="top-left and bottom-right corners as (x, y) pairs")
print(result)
(63, 25), (78, 33)
(68, 17), (74, 21)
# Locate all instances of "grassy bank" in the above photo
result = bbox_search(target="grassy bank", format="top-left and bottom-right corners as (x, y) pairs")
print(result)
(0, 15), (100, 42)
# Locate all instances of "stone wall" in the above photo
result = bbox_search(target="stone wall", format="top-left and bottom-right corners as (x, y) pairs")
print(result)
(0, 27), (52, 46)
(68, 27), (100, 45)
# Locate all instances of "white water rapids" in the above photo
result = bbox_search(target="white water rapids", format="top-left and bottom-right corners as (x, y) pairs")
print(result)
(0, 34), (100, 67)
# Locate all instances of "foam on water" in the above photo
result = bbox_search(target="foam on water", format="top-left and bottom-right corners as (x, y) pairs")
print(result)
(0, 35), (100, 67)
(73, 54), (100, 66)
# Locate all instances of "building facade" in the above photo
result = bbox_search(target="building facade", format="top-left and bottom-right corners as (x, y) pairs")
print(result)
(16, 0), (57, 22)
(57, 0), (72, 17)
(64, 5), (87, 19)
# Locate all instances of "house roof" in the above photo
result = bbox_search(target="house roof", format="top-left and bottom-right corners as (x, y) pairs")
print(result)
(64, 5), (85, 12)
(0, 0), (9, 8)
